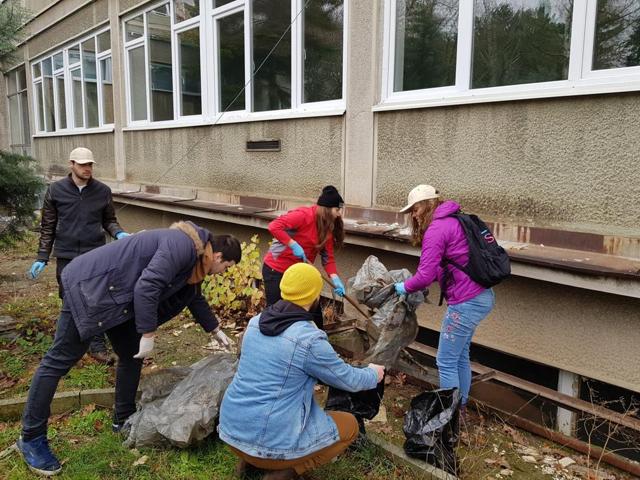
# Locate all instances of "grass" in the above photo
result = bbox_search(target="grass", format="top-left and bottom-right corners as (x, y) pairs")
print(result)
(0, 406), (418, 480)
(62, 364), (111, 390)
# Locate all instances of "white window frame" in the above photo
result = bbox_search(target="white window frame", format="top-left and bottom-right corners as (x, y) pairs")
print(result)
(5, 65), (31, 154)
(122, 0), (348, 130)
(30, 26), (115, 136)
(377, 0), (640, 112)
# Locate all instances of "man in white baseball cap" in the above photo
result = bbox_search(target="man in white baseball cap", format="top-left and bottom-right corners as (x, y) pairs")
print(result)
(29, 147), (130, 363)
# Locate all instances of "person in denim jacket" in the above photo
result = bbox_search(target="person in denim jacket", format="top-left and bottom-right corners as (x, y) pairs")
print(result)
(219, 263), (385, 480)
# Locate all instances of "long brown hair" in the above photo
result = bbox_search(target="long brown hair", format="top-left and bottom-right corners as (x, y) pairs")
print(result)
(411, 198), (443, 246)
(315, 206), (344, 251)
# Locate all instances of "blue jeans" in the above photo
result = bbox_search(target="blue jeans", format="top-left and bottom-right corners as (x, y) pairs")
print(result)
(436, 289), (495, 405)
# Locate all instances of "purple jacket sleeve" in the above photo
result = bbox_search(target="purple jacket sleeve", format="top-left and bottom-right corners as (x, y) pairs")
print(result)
(404, 222), (447, 293)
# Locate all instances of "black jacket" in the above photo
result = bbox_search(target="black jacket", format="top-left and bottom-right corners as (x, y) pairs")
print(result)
(37, 175), (123, 261)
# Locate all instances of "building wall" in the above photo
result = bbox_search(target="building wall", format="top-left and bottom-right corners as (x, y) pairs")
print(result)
(123, 117), (344, 198)
(27, 0), (109, 58)
(116, 204), (640, 394)
(375, 94), (640, 234)
(33, 133), (116, 178)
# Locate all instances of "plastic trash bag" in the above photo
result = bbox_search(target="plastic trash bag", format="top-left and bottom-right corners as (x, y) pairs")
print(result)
(325, 380), (385, 433)
(349, 255), (425, 366)
(403, 388), (461, 475)
(124, 352), (237, 448)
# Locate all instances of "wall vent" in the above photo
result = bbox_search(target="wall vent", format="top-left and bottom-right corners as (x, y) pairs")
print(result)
(246, 139), (281, 152)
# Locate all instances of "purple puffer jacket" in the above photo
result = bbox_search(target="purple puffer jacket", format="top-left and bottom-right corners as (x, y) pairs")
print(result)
(404, 200), (485, 305)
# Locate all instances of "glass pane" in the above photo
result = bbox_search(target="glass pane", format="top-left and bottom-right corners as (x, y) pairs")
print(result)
(20, 92), (31, 144)
(82, 39), (99, 127)
(252, 0), (291, 111)
(218, 12), (245, 111)
(36, 83), (45, 131)
(9, 95), (21, 145)
(174, 0), (199, 23)
(394, 0), (458, 92)
(472, 0), (573, 88)
(42, 57), (53, 76)
(593, 0), (640, 70)
(304, 0), (344, 102)
(43, 74), (55, 132)
(8, 70), (17, 94)
(55, 75), (67, 129)
(69, 44), (81, 64)
(17, 66), (27, 91)
(178, 28), (202, 115)
(128, 47), (147, 121)
(53, 52), (64, 71)
(214, 0), (236, 7)
(100, 58), (114, 124)
(97, 30), (111, 53)
(147, 4), (174, 121)
(125, 15), (144, 42)
(33, 62), (41, 78)
(71, 68), (84, 128)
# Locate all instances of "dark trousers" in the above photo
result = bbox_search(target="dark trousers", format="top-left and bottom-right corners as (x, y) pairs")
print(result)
(21, 305), (143, 440)
(262, 263), (323, 329)
(56, 258), (108, 353)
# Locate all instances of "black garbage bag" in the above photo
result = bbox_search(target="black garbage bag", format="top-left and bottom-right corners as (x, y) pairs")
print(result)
(403, 388), (461, 475)
(325, 380), (385, 433)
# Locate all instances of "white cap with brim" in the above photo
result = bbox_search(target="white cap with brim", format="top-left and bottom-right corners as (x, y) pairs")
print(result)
(399, 184), (439, 213)
(69, 147), (95, 164)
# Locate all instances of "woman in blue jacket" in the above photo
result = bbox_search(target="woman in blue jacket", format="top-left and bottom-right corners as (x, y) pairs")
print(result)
(219, 263), (385, 480)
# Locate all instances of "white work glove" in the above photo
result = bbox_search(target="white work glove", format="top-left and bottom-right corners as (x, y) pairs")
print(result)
(212, 328), (231, 349)
(133, 335), (155, 359)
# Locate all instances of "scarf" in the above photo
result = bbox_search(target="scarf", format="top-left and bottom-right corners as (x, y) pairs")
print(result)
(170, 221), (214, 284)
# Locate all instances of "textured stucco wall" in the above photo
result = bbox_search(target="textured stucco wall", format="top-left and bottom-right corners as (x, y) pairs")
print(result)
(33, 133), (116, 179)
(116, 204), (640, 393)
(119, 0), (152, 14)
(27, 0), (108, 58)
(124, 117), (343, 200)
(375, 94), (640, 233)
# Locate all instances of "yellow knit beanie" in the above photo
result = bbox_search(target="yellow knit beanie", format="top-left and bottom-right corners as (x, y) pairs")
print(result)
(280, 263), (323, 307)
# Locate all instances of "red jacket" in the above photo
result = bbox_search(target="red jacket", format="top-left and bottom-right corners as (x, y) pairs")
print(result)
(264, 205), (338, 276)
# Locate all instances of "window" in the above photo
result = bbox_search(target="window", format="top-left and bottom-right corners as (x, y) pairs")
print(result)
(31, 28), (114, 134)
(122, 0), (346, 127)
(381, 0), (640, 108)
(5, 66), (31, 155)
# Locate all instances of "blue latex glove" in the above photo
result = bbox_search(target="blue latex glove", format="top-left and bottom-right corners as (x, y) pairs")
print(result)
(115, 232), (130, 240)
(394, 282), (407, 296)
(289, 241), (307, 262)
(29, 260), (46, 279)
(332, 276), (345, 297)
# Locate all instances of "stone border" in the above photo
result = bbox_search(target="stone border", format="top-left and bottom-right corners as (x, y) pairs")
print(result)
(0, 388), (117, 422)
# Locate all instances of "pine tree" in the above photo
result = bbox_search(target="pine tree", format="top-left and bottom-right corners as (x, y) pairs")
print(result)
(0, 0), (30, 69)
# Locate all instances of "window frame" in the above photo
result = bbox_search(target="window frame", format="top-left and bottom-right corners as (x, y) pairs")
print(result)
(377, 0), (640, 112)
(5, 65), (31, 154)
(30, 26), (115, 137)
(122, 0), (348, 130)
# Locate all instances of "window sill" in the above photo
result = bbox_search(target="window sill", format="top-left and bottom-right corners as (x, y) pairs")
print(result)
(373, 79), (640, 112)
(32, 126), (115, 138)
(122, 106), (346, 131)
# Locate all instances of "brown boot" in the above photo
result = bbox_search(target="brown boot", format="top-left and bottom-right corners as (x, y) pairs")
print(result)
(235, 459), (261, 476)
(89, 350), (115, 364)
(262, 468), (299, 480)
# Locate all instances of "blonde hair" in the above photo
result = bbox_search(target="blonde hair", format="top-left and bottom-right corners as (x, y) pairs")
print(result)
(411, 198), (443, 245)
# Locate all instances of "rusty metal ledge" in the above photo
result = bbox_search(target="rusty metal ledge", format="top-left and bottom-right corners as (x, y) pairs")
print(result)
(109, 189), (640, 288)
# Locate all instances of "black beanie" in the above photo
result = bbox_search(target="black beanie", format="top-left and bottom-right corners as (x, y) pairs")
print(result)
(317, 185), (344, 208)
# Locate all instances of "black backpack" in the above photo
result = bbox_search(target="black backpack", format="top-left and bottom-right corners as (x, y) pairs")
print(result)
(439, 211), (511, 305)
